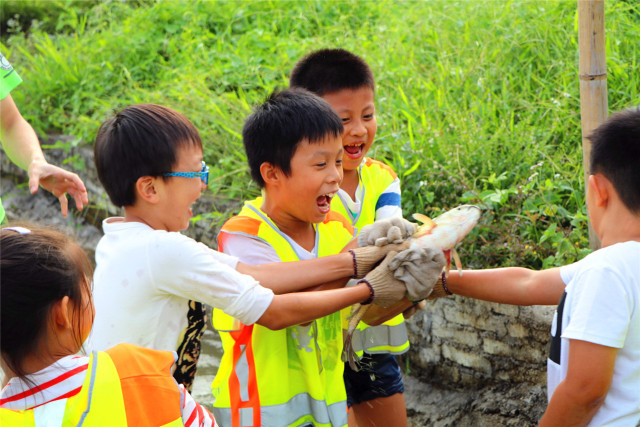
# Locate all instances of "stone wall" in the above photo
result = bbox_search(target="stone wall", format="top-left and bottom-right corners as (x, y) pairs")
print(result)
(400, 297), (554, 425)
(1, 140), (555, 425)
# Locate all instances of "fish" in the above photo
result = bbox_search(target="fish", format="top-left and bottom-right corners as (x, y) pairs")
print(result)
(343, 205), (482, 371)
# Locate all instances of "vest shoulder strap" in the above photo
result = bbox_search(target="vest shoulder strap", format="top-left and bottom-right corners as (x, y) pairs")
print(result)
(322, 210), (354, 236)
(363, 157), (398, 179)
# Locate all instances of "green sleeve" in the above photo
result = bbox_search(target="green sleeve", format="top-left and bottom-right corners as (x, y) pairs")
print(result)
(0, 53), (23, 100)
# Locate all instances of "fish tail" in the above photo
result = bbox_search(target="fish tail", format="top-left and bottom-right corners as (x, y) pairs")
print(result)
(342, 304), (365, 371)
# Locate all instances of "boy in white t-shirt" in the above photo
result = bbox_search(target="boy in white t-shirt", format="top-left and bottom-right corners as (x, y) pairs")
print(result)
(88, 103), (424, 389)
(394, 106), (640, 426)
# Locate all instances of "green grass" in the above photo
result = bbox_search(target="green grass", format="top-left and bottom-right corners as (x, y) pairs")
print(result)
(2, 0), (639, 268)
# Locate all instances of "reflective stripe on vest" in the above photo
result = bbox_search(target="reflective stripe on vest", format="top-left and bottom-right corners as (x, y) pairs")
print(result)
(0, 344), (183, 427)
(331, 158), (409, 356)
(212, 197), (352, 427)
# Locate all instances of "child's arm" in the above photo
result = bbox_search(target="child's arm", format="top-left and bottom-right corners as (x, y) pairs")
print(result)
(293, 239), (360, 292)
(236, 251), (354, 293)
(255, 249), (414, 329)
(447, 267), (565, 306)
(237, 239), (409, 294)
(256, 283), (372, 330)
(362, 265), (566, 326)
(539, 339), (616, 426)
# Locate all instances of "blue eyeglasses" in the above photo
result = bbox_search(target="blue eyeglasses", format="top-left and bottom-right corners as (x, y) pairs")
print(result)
(163, 161), (210, 185)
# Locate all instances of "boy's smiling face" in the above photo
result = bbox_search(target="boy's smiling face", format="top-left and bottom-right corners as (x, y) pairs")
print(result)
(270, 134), (343, 225)
(157, 144), (207, 232)
(322, 86), (377, 172)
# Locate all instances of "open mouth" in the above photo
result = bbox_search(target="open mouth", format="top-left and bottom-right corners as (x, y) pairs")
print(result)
(344, 143), (364, 159)
(316, 192), (336, 214)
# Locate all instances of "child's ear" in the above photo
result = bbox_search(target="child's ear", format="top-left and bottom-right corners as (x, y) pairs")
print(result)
(588, 173), (609, 207)
(260, 162), (282, 186)
(135, 176), (161, 204)
(52, 296), (73, 330)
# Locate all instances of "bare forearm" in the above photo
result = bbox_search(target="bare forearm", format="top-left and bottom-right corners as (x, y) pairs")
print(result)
(1, 117), (43, 171)
(258, 284), (370, 329)
(0, 95), (43, 171)
(539, 383), (603, 427)
(237, 252), (354, 294)
(446, 267), (564, 306)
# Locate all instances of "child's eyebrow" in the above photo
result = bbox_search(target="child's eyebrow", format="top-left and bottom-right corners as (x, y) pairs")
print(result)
(311, 148), (342, 157)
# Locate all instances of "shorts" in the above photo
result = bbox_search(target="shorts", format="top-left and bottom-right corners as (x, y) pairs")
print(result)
(343, 353), (404, 407)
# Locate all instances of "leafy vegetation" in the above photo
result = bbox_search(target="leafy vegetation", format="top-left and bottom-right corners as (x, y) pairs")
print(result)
(2, 0), (639, 268)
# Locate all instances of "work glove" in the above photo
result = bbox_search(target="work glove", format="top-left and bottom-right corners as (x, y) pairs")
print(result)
(388, 246), (446, 302)
(349, 240), (411, 279)
(357, 217), (417, 247)
(426, 276), (453, 300)
(358, 251), (407, 307)
(402, 300), (427, 319)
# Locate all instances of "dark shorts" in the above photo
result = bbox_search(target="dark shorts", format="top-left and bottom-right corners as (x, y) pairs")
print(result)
(344, 353), (405, 406)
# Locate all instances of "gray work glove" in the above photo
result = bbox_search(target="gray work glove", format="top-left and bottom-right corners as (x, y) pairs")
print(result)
(357, 217), (417, 247)
(388, 247), (446, 302)
(358, 251), (407, 307)
(349, 241), (410, 279)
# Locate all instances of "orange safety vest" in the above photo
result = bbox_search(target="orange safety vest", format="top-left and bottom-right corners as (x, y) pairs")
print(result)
(212, 197), (353, 427)
(0, 343), (184, 426)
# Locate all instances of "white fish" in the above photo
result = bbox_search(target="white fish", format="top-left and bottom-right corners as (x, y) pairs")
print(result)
(343, 205), (482, 371)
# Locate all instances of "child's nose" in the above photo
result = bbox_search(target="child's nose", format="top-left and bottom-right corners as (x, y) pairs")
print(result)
(329, 163), (343, 183)
(349, 120), (366, 137)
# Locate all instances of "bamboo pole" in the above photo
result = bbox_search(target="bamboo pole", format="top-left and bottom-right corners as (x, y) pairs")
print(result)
(578, 0), (607, 250)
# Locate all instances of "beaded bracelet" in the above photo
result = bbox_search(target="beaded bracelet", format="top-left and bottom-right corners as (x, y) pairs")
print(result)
(348, 249), (359, 279)
(358, 279), (375, 305)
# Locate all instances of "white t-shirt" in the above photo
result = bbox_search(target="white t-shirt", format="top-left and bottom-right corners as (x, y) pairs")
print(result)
(222, 232), (316, 263)
(88, 218), (274, 353)
(548, 241), (640, 426)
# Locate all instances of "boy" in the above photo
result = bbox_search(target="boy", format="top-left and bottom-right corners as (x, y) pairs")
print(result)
(212, 90), (444, 427)
(395, 107), (640, 426)
(88, 103), (423, 390)
(290, 48), (413, 426)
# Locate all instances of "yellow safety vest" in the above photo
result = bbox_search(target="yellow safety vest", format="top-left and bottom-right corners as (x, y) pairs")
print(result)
(331, 157), (410, 357)
(212, 197), (354, 427)
(0, 344), (183, 427)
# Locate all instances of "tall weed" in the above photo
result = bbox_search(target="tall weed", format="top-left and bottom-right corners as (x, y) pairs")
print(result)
(3, 0), (639, 268)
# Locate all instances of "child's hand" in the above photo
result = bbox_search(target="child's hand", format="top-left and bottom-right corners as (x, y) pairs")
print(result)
(349, 241), (410, 279)
(357, 217), (417, 247)
(358, 251), (407, 307)
(388, 247), (445, 301)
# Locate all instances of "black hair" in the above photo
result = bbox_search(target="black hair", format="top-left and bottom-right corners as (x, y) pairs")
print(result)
(289, 48), (375, 96)
(589, 106), (640, 214)
(94, 103), (202, 207)
(242, 88), (343, 187)
(0, 224), (94, 382)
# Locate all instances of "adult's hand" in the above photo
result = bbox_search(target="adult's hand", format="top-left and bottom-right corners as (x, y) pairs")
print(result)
(29, 159), (88, 217)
